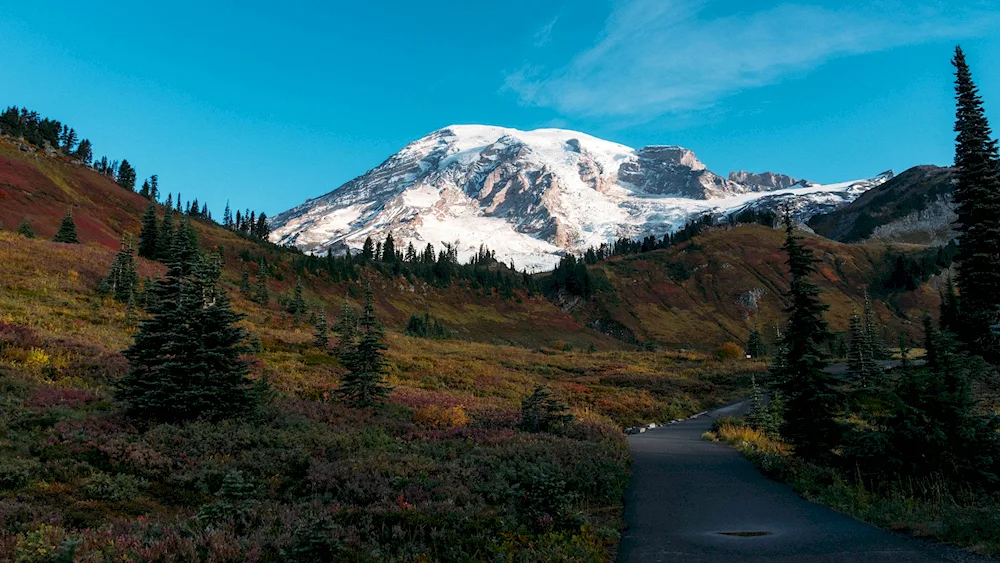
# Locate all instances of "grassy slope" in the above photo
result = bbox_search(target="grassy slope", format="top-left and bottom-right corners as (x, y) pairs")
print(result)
(570, 225), (939, 350)
(0, 144), (760, 561)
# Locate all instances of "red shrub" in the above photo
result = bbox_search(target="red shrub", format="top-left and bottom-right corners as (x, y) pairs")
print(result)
(26, 387), (100, 410)
(0, 320), (40, 350)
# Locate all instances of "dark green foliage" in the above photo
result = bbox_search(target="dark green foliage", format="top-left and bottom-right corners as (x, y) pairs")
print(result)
(157, 205), (175, 260)
(404, 312), (452, 339)
(745, 327), (765, 358)
(847, 306), (883, 390)
(951, 47), (1000, 358)
(196, 470), (258, 531)
(1, 105), (85, 155)
(520, 385), (574, 433)
(745, 375), (782, 436)
(544, 254), (592, 297)
(332, 300), (357, 358)
(252, 271), (269, 306)
(98, 238), (139, 304)
(941, 277), (961, 335)
(52, 209), (79, 243)
(288, 278), (307, 321)
(117, 249), (259, 422)
(870, 241), (958, 296)
(137, 203), (158, 259)
(336, 283), (391, 407)
(773, 215), (842, 460)
(116, 159), (137, 192)
(313, 314), (329, 349)
(238, 264), (253, 297)
(74, 139), (93, 164)
(16, 219), (34, 239)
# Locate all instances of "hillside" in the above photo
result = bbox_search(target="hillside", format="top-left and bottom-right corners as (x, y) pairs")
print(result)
(561, 224), (941, 350)
(807, 165), (956, 245)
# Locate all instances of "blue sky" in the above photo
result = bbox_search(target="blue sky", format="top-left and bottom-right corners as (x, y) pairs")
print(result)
(1, 0), (998, 216)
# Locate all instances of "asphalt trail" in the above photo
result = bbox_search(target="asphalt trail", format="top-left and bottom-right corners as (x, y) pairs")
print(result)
(617, 401), (995, 563)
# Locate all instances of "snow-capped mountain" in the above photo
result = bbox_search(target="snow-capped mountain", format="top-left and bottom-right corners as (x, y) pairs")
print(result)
(271, 125), (893, 271)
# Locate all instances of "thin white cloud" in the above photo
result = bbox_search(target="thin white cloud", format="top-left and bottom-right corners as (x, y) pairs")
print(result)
(506, 0), (997, 119)
(533, 15), (559, 46)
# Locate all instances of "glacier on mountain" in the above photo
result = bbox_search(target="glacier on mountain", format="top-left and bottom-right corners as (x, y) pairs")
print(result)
(270, 125), (892, 271)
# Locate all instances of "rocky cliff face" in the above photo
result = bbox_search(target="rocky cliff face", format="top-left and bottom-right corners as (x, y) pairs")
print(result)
(271, 125), (892, 270)
(728, 170), (806, 191)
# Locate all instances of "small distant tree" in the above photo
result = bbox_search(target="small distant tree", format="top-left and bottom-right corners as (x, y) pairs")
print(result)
(252, 271), (269, 306)
(333, 300), (357, 358)
(53, 209), (79, 243)
(336, 283), (391, 407)
(361, 237), (374, 261)
(16, 219), (35, 239)
(239, 264), (253, 297)
(117, 159), (137, 192)
(138, 202), (158, 259)
(288, 278), (307, 321)
(98, 237), (139, 304)
(74, 139), (92, 165)
(847, 309), (880, 389)
(520, 385), (574, 433)
(745, 327), (765, 359)
(314, 314), (329, 349)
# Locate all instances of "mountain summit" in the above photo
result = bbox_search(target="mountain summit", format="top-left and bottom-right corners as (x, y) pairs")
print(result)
(271, 125), (891, 270)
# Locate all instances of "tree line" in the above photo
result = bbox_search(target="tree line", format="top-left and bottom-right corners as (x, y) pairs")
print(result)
(749, 48), (1000, 498)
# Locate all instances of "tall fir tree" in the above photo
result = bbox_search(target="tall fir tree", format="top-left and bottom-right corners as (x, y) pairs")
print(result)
(847, 309), (880, 389)
(98, 236), (139, 304)
(53, 209), (79, 243)
(117, 159), (137, 192)
(117, 249), (258, 422)
(940, 276), (961, 335)
(336, 283), (391, 407)
(333, 300), (358, 359)
(289, 278), (307, 321)
(951, 47), (1000, 359)
(773, 213), (842, 460)
(314, 314), (329, 349)
(745, 326), (765, 359)
(382, 233), (396, 263)
(252, 270), (269, 306)
(138, 202), (159, 259)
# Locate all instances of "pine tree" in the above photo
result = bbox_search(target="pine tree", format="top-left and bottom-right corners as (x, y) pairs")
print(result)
(138, 203), (158, 259)
(313, 314), (329, 349)
(239, 264), (253, 297)
(333, 300), (357, 359)
(941, 276), (961, 335)
(149, 175), (159, 202)
(139, 179), (151, 199)
(773, 213), (842, 460)
(117, 159), (137, 192)
(362, 237), (374, 261)
(157, 206), (175, 260)
(382, 234), (396, 263)
(847, 309), (880, 389)
(336, 283), (391, 407)
(745, 327), (765, 358)
(289, 278), (306, 321)
(863, 293), (888, 360)
(98, 237), (139, 304)
(951, 47), (1000, 359)
(16, 219), (34, 239)
(223, 201), (233, 229)
(53, 209), (79, 243)
(519, 385), (574, 433)
(74, 139), (92, 165)
(252, 271), (269, 306)
(117, 250), (258, 422)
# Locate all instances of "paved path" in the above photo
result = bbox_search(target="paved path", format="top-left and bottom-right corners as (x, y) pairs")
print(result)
(618, 401), (994, 563)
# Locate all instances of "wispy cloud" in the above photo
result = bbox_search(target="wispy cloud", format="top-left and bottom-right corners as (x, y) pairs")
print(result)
(506, 0), (997, 120)
(533, 15), (559, 47)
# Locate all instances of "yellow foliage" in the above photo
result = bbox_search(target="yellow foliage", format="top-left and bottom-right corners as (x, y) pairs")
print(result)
(414, 405), (471, 429)
(23, 348), (50, 370)
(715, 341), (745, 361)
(716, 423), (789, 455)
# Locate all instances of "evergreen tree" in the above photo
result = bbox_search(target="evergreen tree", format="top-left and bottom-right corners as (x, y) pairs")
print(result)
(98, 237), (139, 303)
(745, 327), (765, 358)
(336, 283), (391, 407)
(138, 202), (159, 259)
(314, 314), (329, 349)
(117, 250), (258, 422)
(74, 139), (92, 165)
(951, 47), (1000, 359)
(519, 385), (574, 433)
(254, 213), (269, 241)
(139, 179), (151, 199)
(239, 264), (253, 297)
(223, 201), (233, 229)
(16, 219), (34, 239)
(157, 205), (175, 260)
(362, 237), (374, 261)
(53, 209), (79, 243)
(382, 233), (396, 263)
(252, 270), (269, 306)
(863, 293), (889, 360)
(149, 175), (159, 202)
(289, 278), (306, 321)
(940, 276), (961, 335)
(333, 300), (357, 359)
(847, 309), (880, 389)
(773, 213), (842, 460)
(117, 159), (137, 192)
